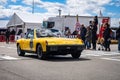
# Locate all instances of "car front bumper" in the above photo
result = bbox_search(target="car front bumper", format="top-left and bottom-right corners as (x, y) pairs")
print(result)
(46, 45), (85, 55)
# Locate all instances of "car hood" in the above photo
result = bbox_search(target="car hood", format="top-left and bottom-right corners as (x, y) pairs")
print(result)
(37, 37), (84, 45)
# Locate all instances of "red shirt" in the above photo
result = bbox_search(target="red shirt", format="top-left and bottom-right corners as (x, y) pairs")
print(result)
(99, 26), (106, 38)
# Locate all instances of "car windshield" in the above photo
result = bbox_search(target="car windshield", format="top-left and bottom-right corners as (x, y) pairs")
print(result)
(36, 29), (59, 38)
(50, 29), (59, 32)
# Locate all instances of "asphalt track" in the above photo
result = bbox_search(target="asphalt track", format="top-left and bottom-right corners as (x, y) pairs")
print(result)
(0, 42), (120, 80)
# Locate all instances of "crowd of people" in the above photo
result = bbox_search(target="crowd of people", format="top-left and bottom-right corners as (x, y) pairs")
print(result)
(1, 16), (120, 52)
(5, 29), (16, 44)
(5, 29), (23, 44)
(64, 16), (115, 51)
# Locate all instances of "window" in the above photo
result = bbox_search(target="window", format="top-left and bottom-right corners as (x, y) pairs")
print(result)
(36, 30), (41, 38)
(26, 30), (34, 39)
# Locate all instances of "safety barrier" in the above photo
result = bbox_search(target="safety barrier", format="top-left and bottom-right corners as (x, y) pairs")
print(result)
(10, 35), (15, 42)
(0, 35), (6, 42)
(0, 35), (16, 42)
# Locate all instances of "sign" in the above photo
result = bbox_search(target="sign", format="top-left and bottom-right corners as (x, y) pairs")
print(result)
(75, 22), (81, 31)
(102, 18), (109, 23)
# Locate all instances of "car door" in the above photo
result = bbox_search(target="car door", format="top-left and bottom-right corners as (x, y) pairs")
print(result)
(25, 30), (34, 51)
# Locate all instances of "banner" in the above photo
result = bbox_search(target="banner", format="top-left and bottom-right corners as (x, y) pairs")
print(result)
(102, 18), (109, 23)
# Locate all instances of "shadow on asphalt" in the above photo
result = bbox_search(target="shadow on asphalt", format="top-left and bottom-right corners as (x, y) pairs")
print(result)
(23, 54), (91, 62)
(45, 56), (91, 62)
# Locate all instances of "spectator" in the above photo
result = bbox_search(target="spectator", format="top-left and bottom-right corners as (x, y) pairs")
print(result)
(90, 16), (98, 50)
(89, 21), (93, 28)
(5, 28), (10, 44)
(116, 26), (120, 52)
(72, 30), (78, 35)
(103, 23), (112, 51)
(97, 23), (106, 50)
(64, 27), (71, 36)
(80, 24), (87, 43)
(94, 16), (98, 26)
(17, 29), (22, 35)
(11, 29), (16, 35)
(91, 21), (97, 50)
(85, 26), (92, 49)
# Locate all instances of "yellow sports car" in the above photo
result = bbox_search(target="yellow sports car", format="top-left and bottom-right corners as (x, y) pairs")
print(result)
(16, 29), (84, 59)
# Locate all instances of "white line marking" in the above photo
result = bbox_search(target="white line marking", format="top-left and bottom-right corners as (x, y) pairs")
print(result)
(7, 47), (16, 49)
(0, 46), (5, 48)
(82, 50), (120, 57)
(0, 46), (16, 49)
(0, 55), (19, 60)
(101, 58), (120, 62)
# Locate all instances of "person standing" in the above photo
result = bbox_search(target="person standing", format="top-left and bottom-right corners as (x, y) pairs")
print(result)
(11, 29), (16, 35)
(64, 27), (71, 36)
(116, 26), (120, 52)
(97, 23), (106, 50)
(94, 16), (98, 26)
(91, 21), (97, 50)
(85, 26), (92, 49)
(103, 23), (112, 51)
(5, 29), (10, 44)
(80, 24), (87, 43)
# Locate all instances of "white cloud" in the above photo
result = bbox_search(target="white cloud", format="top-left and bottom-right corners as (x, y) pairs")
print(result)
(0, 0), (7, 4)
(22, 0), (41, 5)
(0, 0), (119, 27)
(0, 0), (113, 18)
(0, 5), (32, 18)
(22, 0), (111, 16)
(110, 0), (120, 7)
(0, 8), (11, 18)
(9, 5), (31, 12)
(66, 0), (112, 15)
(22, 0), (108, 16)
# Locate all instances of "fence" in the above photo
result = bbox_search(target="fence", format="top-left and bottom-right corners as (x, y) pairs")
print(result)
(0, 35), (20, 42)
(0, 35), (5, 42)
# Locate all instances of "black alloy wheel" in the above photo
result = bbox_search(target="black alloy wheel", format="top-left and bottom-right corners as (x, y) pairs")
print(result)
(17, 44), (25, 56)
(37, 45), (46, 60)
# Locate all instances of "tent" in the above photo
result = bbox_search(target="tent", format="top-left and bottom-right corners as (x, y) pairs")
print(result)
(7, 12), (42, 34)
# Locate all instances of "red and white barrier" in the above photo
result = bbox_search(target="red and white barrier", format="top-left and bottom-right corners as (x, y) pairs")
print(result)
(0, 35), (5, 42)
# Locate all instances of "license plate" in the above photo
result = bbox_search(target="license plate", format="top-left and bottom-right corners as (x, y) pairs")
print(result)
(66, 47), (71, 49)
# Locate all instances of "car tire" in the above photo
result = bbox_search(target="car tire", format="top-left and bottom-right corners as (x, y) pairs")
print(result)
(17, 44), (25, 56)
(71, 51), (81, 59)
(37, 45), (46, 60)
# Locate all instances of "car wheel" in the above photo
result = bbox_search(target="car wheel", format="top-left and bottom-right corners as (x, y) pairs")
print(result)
(17, 44), (25, 56)
(71, 51), (81, 59)
(37, 45), (46, 60)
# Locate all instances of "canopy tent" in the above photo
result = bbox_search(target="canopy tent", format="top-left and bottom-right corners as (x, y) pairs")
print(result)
(7, 12), (42, 33)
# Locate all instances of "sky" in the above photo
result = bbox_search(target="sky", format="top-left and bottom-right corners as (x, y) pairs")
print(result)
(0, 0), (120, 27)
